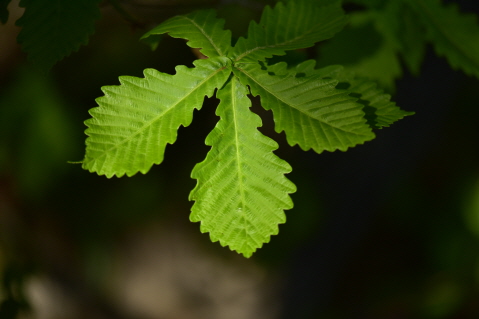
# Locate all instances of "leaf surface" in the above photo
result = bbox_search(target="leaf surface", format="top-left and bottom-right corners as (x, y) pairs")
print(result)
(405, 0), (479, 78)
(190, 76), (296, 257)
(232, 0), (347, 62)
(141, 9), (232, 57)
(83, 57), (232, 177)
(16, 0), (101, 71)
(234, 63), (375, 153)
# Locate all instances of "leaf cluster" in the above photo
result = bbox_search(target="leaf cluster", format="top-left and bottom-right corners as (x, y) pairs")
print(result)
(81, 0), (411, 257)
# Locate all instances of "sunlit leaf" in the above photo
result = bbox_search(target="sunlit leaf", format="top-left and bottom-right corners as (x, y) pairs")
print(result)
(232, 0), (347, 62)
(190, 76), (296, 257)
(234, 62), (375, 153)
(141, 9), (232, 57)
(83, 57), (231, 177)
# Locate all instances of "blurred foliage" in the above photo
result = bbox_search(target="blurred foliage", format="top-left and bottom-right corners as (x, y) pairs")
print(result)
(317, 11), (402, 90)
(0, 68), (76, 200)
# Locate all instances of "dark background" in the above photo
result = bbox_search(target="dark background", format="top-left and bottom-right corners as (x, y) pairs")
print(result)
(1, 0), (479, 318)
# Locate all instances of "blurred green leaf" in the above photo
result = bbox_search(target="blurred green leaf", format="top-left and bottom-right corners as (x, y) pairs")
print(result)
(16, 0), (101, 72)
(464, 179), (479, 239)
(317, 12), (402, 90)
(405, 0), (479, 78)
(0, 68), (76, 198)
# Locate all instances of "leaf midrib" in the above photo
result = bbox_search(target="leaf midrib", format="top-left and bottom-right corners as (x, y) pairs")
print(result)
(231, 77), (248, 233)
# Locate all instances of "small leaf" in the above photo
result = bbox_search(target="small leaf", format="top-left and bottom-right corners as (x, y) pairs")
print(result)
(190, 76), (296, 257)
(0, 0), (11, 24)
(405, 0), (479, 78)
(16, 0), (101, 71)
(141, 9), (232, 57)
(83, 57), (232, 178)
(232, 0), (348, 62)
(234, 63), (375, 153)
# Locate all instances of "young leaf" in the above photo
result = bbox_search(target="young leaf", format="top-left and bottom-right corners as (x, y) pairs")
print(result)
(234, 63), (375, 153)
(405, 0), (479, 78)
(16, 0), (101, 71)
(232, 0), (348, 62)
(83, 57), (232, 178)
(141, 9), (232, 57)
(189, 76), (296, 257)
(0, 0), (11, 24)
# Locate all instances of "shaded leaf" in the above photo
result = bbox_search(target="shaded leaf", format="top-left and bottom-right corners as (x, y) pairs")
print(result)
(384, 1), (426, 75)
(83, 57), (231, 177)
(16, 0), (101, 71)
(317, 12), (402, 90)
(190, 76), (296, 257)
(405, 0), (479, 78)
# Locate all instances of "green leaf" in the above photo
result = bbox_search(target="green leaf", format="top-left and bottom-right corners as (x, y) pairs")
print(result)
(234, 63), (375, 153)
(369, 1), (426, 76)
(141, 9), (232, 57)
(83, 57), (232, 178)
(189, 76), (296, 257)
(232, 0), (348, 62)
(289, 60), (414, 129)
(0, 0), (11, 24)
(16, 0), (101, 71)
(405, 0), (479, 78)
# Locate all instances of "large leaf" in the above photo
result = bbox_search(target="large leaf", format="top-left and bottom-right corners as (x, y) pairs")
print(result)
(83, 57), (232, 178)
(232, 0), (348, 62)
(234, 63), (375, 153)
(405, 0), (479, 78)
(16, 0), (101, 71)
(289, 60), (414, 129)
(189, 76), (296, 257)
(141, 9), (232, 57)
